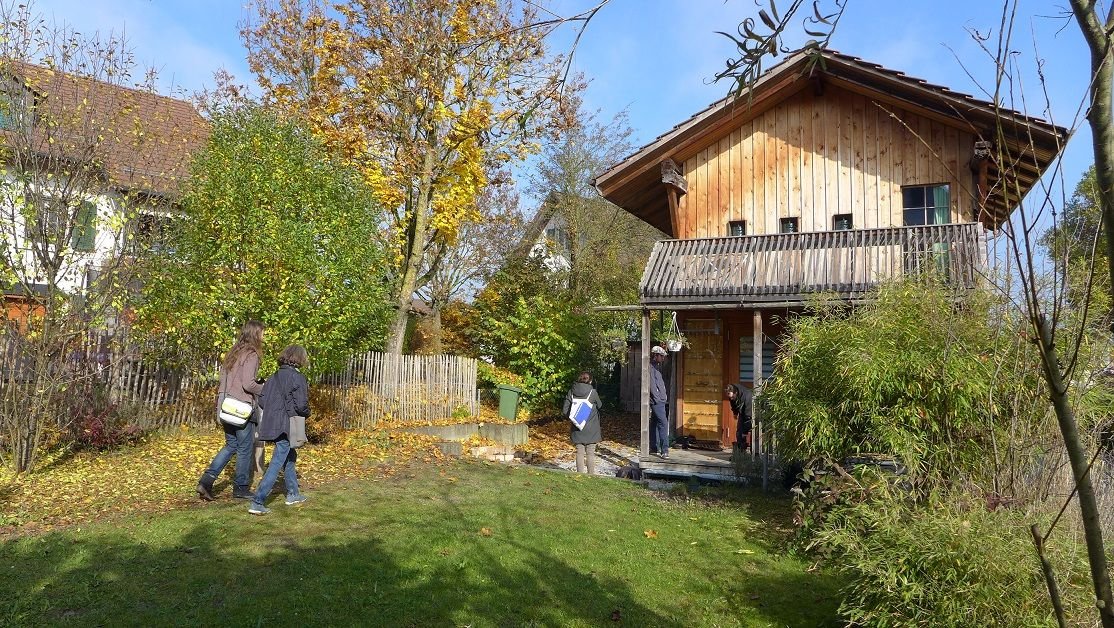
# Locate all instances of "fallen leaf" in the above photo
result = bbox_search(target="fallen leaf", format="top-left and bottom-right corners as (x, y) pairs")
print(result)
(610, 609), (622, 622)
(735, 548), (754, 554)
(480, 527), (493, 537)
(644, 529), (658, 539)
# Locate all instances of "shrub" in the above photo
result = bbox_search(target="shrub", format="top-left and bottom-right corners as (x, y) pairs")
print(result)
(477, 362), (523, 390)
(802, 469), (1091, 627)
(66, 384), (145, 450)
(765, 278), (1046, 491)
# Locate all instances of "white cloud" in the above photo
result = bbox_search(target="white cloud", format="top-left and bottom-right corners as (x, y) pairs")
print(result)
(27, 0), (250, 96)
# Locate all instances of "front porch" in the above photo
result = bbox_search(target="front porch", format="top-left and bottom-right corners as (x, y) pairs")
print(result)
(611, 223), (990, 482)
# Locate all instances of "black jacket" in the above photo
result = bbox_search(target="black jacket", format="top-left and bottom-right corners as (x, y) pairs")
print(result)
(257, 364), (311, 442)
(562, 381), (602, 445)
(727, 384), (753, 441)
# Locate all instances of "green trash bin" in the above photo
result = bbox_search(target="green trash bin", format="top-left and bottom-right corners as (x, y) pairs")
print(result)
(496, 384), (523, 421)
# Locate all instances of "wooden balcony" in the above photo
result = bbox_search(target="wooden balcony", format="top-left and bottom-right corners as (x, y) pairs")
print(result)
(640, 223), (988, 306)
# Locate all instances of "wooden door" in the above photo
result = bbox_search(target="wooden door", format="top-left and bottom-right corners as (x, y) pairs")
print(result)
(680, 333), (722, 443)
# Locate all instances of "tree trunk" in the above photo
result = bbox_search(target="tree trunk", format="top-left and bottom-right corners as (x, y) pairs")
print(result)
(1070, 1), (1114, 323)
(384, 138), (438, 355)
(1036, 315), (1114, 627)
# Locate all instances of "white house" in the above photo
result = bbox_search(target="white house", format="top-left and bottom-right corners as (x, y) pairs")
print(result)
(0, 60), (207, 324)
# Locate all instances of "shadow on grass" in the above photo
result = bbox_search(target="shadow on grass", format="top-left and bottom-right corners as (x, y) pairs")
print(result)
(0, 512), (678, 626)
(1, 461), (840, 627)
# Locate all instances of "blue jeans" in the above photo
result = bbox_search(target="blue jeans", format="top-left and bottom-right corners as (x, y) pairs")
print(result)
(252, 437), (300, 505)
(204, 421), (254, 490)
(651, 402), (669, 455)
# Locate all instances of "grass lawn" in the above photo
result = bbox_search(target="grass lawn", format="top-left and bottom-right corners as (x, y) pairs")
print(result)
(0, 460), (840, 627)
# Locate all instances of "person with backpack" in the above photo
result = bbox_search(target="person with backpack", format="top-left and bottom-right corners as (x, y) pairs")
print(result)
(248, 344), (311, 515)
(561, 371), (603, 474)
(197, 320), (265, 501)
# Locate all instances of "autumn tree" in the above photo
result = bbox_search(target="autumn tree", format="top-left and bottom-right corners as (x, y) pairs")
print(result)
(527, 98), (662, 305)
(133, 105), (392, 371)
(413, 174), (521, 354)
(0, 1), (202, 472)
(242, 0), (569, 354)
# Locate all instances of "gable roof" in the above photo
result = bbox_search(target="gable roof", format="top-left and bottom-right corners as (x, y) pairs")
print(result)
(1, 59), (208, 198)
(594, 48), (1067, 236)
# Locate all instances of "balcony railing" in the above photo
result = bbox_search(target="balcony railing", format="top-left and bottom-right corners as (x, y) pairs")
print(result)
(640, 223), (988, 305)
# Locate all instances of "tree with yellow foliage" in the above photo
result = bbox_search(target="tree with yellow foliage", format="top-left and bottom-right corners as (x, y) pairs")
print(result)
(242, 0), (569, 354)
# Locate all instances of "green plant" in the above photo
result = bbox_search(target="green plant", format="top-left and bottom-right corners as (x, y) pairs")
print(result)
(800, 469), (1092, 626)
(764, 278), (1046, 491)
(470, 256), (591, 410)
(476, 362), (523, 390)
(133, 106), (392, 372)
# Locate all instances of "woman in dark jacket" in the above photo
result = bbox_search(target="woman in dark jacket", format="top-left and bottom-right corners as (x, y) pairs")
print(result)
(197, 320), (265, 501)
(561, 372), (603, 474)
(248, 345), (310, 515)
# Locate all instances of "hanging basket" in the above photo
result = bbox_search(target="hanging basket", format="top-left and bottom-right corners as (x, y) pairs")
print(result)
(663, 312), (686, 352)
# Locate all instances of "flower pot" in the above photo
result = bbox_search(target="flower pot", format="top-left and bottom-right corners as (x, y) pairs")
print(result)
(665, 339), (683, 352)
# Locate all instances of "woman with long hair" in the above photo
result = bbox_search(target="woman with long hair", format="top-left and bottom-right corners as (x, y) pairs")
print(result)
(248, 344), (311, 515)
(196, 320), (265, 500)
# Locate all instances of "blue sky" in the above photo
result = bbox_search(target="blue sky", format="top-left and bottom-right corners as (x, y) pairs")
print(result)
(33, 0), (1095, 202)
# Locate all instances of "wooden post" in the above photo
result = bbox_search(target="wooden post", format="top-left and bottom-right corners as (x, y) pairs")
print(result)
(753, 309), (763, 461)
(641, 308), (651, 459)
(754, 309), (769, 491)
(661, 159), (687, 238)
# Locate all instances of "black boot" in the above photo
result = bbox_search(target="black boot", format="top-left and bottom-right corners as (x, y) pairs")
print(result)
(196, 472), (216, 501)
(232, 485), (253, 499)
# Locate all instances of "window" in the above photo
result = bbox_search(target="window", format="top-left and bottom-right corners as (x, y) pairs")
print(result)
(0, 79), (31, 131)
(739, 336), (777, 385)
(832, 213), (853, 230)
(0, 91), (17, 130)
(779, 217), (799, 233)
(544, 226), (570, 254)
(728, 220), (747, 237)
(134, 212), (174, 255)
(23, 195), (66, 242)
(902, 184), (951, 226)
(72, 201), (97, 252)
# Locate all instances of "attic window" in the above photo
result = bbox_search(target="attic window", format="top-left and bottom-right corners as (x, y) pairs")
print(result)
(0, 79), (31, 131)
(832, 213), (853, 230)
(544, 226), (570, 255)
(728, 220), (747, 237)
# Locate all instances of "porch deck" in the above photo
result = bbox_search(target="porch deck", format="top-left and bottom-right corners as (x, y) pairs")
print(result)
(640, 448), (740, 481)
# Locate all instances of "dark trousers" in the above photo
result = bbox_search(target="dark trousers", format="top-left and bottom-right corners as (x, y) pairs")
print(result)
(651, 401), (669, 455)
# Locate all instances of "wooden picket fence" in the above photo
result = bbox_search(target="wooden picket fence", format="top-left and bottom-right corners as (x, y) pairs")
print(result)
(317, 352), (479, 429)
(0, 330), (479, 432)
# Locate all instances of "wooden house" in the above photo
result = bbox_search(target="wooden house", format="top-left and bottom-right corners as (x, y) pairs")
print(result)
(593, 49), (1065, 479)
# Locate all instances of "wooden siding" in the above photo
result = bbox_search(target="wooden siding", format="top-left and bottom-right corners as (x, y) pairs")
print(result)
(641, 223), (987, 305)
(678, 86), (978, 238)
